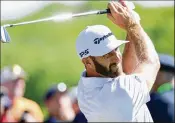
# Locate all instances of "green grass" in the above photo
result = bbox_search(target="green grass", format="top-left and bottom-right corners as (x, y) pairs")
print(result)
(1, 2), (174, 117)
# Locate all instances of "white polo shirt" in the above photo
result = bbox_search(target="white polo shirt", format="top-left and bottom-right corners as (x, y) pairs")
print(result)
(77, 71), (153, 122)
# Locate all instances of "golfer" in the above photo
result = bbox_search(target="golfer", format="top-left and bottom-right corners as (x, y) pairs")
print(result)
(75, 1), (160, 122)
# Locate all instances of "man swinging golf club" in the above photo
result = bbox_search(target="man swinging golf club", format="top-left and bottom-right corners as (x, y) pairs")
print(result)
(76, 1), (160, 122)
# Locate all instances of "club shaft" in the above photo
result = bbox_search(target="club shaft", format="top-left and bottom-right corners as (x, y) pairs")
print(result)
(73, 11), (98, 17)
(72, 9), (110, 17)
(4, 9), (111, 28)
(4, 17), (54, 28)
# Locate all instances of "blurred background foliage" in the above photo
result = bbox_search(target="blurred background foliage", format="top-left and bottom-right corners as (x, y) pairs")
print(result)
(1, 1), (174, 116)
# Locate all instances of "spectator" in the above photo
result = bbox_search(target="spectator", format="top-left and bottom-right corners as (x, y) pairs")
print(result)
(0, 64), (44, 122)
(147, 54), (174, 122)
(44, 82), (75, 122)
(0, 86), (13, 122)
(151, 54), (174, 91)
(68, 86), (87, 123)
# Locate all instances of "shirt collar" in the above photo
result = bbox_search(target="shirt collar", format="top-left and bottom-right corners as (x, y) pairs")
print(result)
(80, 71), (114, 88)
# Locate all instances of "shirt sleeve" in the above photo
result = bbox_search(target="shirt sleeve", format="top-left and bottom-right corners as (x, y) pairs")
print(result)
(116, 74), (150, 110)
(93, 74), (150, 121)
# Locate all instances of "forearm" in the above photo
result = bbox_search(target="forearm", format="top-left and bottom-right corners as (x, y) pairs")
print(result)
(126, 24), (160, 90)
(126, 24), (159, 65)
(122, 33), (139, 74)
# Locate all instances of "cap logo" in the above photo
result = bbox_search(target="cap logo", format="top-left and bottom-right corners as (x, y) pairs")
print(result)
(79, 49), (89, 58)
(93, 32), (113, 44)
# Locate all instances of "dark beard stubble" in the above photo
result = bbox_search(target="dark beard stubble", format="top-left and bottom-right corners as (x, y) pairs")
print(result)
(91, 57), (120, 78)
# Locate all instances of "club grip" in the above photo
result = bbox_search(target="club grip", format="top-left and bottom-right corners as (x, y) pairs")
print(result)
(97, 9), (111, 14)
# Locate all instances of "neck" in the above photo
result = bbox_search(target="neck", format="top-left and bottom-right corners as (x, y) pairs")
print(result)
(151, 73), (174, 93)
(151, 82), (173, 93)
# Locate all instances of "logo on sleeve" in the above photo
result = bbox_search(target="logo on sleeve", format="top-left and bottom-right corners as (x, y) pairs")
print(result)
(93, 32), (113, 44)
(135, 76), (142, 83)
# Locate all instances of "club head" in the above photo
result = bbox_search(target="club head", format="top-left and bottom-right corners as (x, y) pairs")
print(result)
(1, 26), (11, 43)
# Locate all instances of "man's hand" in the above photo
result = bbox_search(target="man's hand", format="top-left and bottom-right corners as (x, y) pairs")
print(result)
(107, 1), (139, 30)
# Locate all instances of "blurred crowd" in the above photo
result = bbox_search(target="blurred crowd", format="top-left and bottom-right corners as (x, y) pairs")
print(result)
(0, 53), (174, 122)
(0, 64), (87, 123)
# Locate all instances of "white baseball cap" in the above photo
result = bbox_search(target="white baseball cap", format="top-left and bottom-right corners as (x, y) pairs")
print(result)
(76, 25), (129, 59)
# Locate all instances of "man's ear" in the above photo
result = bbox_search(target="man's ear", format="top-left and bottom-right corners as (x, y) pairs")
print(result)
(82, 57), (94, 69)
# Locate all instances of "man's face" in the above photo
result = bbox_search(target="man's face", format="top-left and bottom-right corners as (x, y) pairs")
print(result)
(90, 47), (123, 78)
(46, 93), (60, 115)
(14, 78), (26, 97)
(155, 70), (174, 88)
(46, 93), (75, 121)
(1, 78), (25, 100)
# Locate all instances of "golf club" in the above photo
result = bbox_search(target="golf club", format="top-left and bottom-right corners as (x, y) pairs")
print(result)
(1, 9), (110, 43)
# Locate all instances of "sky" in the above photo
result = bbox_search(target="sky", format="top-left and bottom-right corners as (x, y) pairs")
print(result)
(1, 1), (174, 21)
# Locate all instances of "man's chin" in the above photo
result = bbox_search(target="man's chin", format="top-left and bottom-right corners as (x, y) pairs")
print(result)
(109, 68), (119, 77)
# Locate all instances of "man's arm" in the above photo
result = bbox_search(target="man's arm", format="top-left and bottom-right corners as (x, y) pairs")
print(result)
(126, 24), (160, 91)
(107, 1), (160, 91)
(117, 0), (140, 74)
(122, 34), (139, 74)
